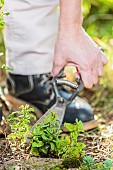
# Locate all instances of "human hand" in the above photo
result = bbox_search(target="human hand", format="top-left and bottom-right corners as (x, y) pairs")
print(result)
(52, 26), (108, 89)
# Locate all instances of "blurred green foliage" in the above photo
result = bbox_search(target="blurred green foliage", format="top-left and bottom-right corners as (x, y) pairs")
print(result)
(82, 0), (113, 87)
(83, 0), (113, 39)
(0, 0), (5, 65)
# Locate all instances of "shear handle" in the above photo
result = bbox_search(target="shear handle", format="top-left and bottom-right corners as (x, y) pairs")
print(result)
(67, 79), (83, 105)
(56, 79), (78, 89)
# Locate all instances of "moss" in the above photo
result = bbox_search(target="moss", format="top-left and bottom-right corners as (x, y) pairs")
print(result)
(62, 157), (83, 169)
(33, 164), (39, 168)
(49, 163), (65, 170)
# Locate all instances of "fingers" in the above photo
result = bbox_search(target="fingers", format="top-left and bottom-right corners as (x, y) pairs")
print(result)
(80, 67), (99, 89)
(98, 64), (103, 76)
(92, 64), (98, 85)
(79, 69), (93, 89)
(100, 51), (108, 65)
(97, 51), (107, 76)
(80, 52), (107, 88)
(97, 57), (103, 76)
(51, 60), (66, 77)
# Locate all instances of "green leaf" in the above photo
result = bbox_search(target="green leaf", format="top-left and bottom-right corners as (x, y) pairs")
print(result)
(75, 119), (84, 133)
(32, 141), (44, 148)
(64, 123), (74, 132)
(7, 133), (16, 140)
(33, 126), (43, 136)
(83, 156), (95, 167)
(11, 125), (18, 130)
(104, 160), (112, 169)
(3, 12), (10, 16)
(42, 135), (49, 141)
(26, 114), (36, 120)
(0, 0), (4, 4)
(40, 147), (48, 154)
(0, 64), (13, 71)
(30, 147), (39, 156)
(50, 142), (55, 151)
(23, 119), (30, 124)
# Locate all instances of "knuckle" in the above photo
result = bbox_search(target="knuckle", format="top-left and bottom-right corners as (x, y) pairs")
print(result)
(84, 82), (93, 89)
(93, 79), (98, 85)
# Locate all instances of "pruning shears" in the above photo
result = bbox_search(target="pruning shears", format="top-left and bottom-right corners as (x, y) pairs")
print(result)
(26, 68), (83, 143)
(29, 68), (83, 135)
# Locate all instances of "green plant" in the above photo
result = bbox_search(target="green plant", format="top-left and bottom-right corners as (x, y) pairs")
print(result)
(30, 111), (62, 156)
(50, 165), (62, 170)
(30, 113), (85, 161)
(81, 156), (96, 170)
(0, 0), (9, 28)
(0, 11), (9, 28)
(0, 64), (13, 71)
(30, 113), (85, 169)
(7, 104), (36, 149)
(8, 105), (85, 169)
(61, 120), (85, 168)
(81, 156), (112, 170)
(102, 160), (113, 170)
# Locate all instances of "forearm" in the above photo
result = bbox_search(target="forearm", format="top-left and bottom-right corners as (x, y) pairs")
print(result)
(52, 1), (107, 88)
(59, 0), (83, 32)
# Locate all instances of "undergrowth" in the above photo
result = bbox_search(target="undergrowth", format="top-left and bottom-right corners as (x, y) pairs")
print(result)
(7, 105), (113, 169)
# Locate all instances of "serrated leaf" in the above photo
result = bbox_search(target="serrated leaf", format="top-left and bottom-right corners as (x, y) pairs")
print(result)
(50, 142), (55, 151)
(64, 123), (74, 132)
(32, 141), (44, 148)
(30, 147), (39, 156)
(42, 135), (49, 141)
(11, 125), (18, 130)
(40, 147), (48, 154)
(75, 119), (84, 132)
(33, 127), (43, 136)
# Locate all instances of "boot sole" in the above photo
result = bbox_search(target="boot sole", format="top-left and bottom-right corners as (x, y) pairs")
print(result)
(4, 94), (98, 131)
(4, 94), (42, 119)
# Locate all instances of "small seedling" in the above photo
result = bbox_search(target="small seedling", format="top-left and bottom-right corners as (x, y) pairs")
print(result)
(80, 156), (112, 170)
(61, 120), (85, 168)
(7, 104), (36, 149)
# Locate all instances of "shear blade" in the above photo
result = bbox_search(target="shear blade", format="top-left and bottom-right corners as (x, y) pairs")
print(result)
(37, 102), (66, 127)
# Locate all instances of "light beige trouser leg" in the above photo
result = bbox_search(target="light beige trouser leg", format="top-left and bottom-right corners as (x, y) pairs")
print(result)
(4, 0), (59, 75)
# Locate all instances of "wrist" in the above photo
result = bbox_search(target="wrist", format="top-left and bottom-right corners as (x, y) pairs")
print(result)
(59, 14), (83, 32)
(58, 22), (83, 37)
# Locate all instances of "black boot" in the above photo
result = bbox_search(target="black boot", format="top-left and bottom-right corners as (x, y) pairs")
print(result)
(5, 73), (97, 130)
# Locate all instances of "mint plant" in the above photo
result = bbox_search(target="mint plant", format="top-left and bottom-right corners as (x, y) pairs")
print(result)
(30, 111), (62, 156)
(30, 113), (85, 161)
